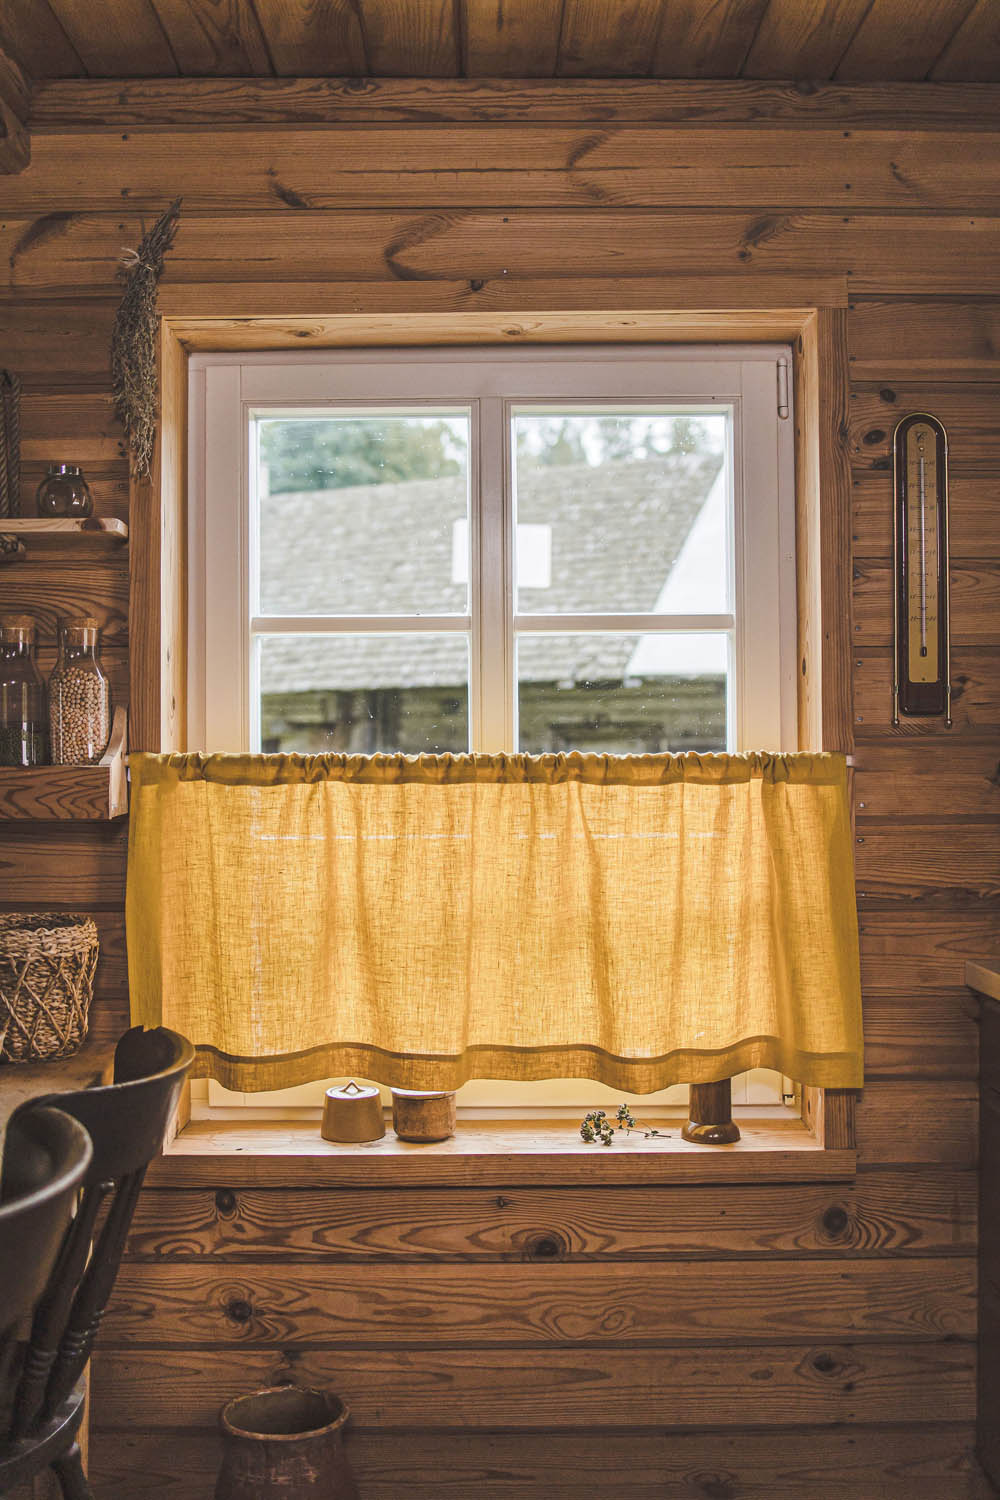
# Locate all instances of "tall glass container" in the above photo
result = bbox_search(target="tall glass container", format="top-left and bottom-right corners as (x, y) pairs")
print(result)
(0, 615), (47, 766)
(48, 617), (110, 765)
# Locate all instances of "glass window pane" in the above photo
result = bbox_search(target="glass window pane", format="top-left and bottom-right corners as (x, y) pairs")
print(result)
(516, 633), (728, 753)
(257, 634), (469, 754)
(256, 414), (469, 616)
(513, 411), (729, 615)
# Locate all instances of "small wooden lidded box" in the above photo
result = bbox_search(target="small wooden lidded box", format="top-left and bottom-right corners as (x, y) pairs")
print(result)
(320, 1081), (385, 1143)
(390, 1088), (457, 1142)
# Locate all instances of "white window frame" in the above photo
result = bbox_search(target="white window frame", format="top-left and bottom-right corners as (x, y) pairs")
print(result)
(189, 345), (797, 756)
(187, 344), (797, 1118)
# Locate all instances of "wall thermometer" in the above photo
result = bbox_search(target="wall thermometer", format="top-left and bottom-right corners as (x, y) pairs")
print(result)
(892, 412), (950, 724)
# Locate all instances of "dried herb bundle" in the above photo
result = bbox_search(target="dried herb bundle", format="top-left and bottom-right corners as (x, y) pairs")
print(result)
(0, 370), (24, 563)
(111, 197), (182, 477)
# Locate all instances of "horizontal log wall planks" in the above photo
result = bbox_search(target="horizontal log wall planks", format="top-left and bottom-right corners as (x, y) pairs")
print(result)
(2, 79), (996, 1498)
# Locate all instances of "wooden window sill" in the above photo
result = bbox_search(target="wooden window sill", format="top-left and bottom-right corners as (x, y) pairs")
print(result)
(150, 1115), (856, 1187)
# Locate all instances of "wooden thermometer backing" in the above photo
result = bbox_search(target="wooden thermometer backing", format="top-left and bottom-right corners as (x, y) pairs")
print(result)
(892, 412), (950, 723)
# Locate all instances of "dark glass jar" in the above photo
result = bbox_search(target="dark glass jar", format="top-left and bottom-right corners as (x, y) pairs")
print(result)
(0, 615), (48, 766)
(36, 463), (93, 518)
(48, 617), (110, 765)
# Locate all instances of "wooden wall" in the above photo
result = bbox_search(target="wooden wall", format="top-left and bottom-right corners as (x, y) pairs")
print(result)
(2, 78), (999, 1498)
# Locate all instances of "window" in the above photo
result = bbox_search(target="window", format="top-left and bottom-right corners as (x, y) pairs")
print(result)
(189, 345), (796, 1116)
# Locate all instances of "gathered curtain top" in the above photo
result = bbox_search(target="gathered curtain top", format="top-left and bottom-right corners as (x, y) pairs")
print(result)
(131, 749), (847, 790)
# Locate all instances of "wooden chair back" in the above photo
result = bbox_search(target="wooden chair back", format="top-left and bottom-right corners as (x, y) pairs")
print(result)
(5, 1026), (194, 1440)
(0, 1107), (92, 1342)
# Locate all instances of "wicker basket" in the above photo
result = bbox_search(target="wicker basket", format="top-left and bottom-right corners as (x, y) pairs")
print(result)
(0, 913), (98, 1063)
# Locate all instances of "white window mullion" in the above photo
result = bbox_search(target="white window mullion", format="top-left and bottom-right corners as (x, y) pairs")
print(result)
(477, 396), (511, 752)
(514, 613), (736, 634)
(250, 615), (471, 634)
(195, 363), (246, 753)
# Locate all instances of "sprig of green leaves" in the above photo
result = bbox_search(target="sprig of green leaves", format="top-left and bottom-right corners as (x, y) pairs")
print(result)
(579, 1102), (667, 1146)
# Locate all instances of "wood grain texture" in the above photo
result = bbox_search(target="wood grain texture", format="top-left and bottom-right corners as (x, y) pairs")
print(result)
(855, 1081), (978, 1167)
(835, 0), (980, 81)
(653, 0), (768, 79)
(28, 77), (1000, 128)
(0, 822), (127, 906)
(743, 0), (872, 80)
(0, 41), (29, 123)
(16, 126), (1000, 214)
(0, 39), (29, 174)
(463, 0), (563, 76)
(162, 285), (843, 324)
(933, 0), (1000, 82)
(44, 0), (180, 75)
(0, 552), (128, 644)
(361, 0), (456, 77)
(148, 0), (272, 74)
(148, 1117), (856, 1188)
(86, 1423), (996, 1500)
(89, 1342), (977, 1429)
(557, 0), (665, 77)
(862, 990), (979, 1079)
(0, 760), (125, 821)
(0, 1), (85, 78)
(854, 825), (1000, 903)
(853, 648), (1000, 736)
(849, 384), (1000, 472)
(17, 392), (125, 461)
(253, 0), (366, 75)
(9, 210), (1000, 294)
(0, 518), (128, 548)
(853, 743), (1000, 819)
(849, 299), (1000, 381)
(861, 909), (1000, 989)
(124, 1170), (976, 1261)
(104, 1258), (975, 1346)
(811, 307), (854, 752)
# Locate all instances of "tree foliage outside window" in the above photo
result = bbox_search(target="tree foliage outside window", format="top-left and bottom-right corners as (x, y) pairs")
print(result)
(260, 413), (716, 494)
(260, 416), (464, 494)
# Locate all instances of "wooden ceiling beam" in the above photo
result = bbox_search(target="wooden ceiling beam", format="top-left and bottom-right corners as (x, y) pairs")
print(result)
(27, 75), (1000, 131)
(0, 43), (30, 173)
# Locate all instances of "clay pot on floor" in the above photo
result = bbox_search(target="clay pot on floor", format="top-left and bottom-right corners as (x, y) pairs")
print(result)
(215, 1386), (360, 1500)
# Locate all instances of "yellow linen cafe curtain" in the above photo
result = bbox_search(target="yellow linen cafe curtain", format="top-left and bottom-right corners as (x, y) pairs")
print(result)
(126, 752), (863, 1094)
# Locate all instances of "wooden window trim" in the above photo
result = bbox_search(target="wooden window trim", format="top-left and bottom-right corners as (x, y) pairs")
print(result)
(132, 302), (857, 1170)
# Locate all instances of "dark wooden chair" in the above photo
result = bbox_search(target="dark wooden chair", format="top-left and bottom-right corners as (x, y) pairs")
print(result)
(0, 1026), (194, 1499)
(0, 1106), (93, 1343)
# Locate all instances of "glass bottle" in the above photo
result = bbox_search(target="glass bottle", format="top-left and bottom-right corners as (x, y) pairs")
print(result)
(36, 463), (93, 518)
(0, 615), (48, 766)
(48, 617), (110, 765)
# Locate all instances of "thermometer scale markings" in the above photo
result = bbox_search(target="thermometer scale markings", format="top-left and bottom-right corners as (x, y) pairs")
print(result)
(893, 411), (949, 723)
(907, 426), (938, 685)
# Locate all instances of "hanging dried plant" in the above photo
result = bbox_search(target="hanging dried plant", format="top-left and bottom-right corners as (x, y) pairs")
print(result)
(0, 370), (24, 563)
(111, 197), (182, 478)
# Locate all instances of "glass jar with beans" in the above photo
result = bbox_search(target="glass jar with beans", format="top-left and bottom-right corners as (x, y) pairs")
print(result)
(48, 617), (111, 764)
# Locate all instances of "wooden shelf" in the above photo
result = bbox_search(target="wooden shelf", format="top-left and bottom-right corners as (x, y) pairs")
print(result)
(0, 1040), (116, 1137)
(0, 518), (128, 549)
(154, 1115), (856, 1188)
(0, 706), (128, 820)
